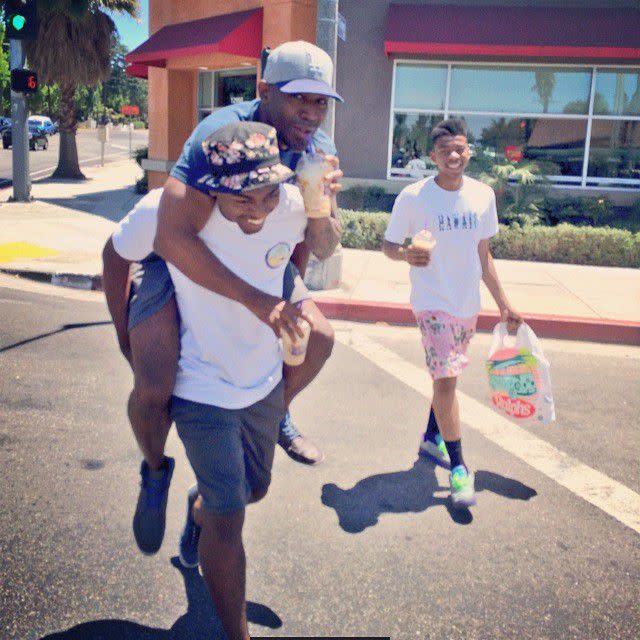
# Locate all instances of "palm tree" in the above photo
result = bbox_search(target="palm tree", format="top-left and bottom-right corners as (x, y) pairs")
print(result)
(26, 0), (139, 179)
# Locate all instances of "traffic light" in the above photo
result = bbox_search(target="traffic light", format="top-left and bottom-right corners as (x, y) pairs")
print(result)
(11, 68), (38, 93)
(4, 0), (38, 40)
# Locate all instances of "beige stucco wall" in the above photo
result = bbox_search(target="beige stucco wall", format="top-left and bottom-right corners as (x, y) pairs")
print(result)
(146, 0), (317, 189)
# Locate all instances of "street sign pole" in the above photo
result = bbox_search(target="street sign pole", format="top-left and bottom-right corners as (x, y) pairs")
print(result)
(10, 39), (31, 202)
(316, 0), (339, 139)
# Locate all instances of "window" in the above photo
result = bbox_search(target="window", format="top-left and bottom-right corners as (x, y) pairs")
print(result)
(587, 120), (640, 184)
(198, 68), (257, 121)
(388, 63), (640, 189)
(394, 64), (447, 111)
(449, 66), (591, 114)
(594, 70), (640, 116)
(453, 115), (587, 180)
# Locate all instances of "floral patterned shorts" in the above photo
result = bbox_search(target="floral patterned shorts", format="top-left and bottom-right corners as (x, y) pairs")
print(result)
(415, 310), (478, 380)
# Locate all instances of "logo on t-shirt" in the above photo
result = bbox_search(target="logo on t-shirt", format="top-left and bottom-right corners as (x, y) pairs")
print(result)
(265, 242), (290, 268)
(438, 212), (479, 232)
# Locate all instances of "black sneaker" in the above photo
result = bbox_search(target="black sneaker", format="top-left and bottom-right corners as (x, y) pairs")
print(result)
(132, 456), (175, 554)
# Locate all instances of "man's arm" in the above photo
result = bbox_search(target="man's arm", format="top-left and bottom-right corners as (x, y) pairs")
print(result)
(153, 177), (307, 339)
(102, 237), (133, 364)
(479, 239), (522, 332)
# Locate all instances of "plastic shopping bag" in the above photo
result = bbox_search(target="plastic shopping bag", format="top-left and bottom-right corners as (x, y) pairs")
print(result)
(486, 322), (556, 424)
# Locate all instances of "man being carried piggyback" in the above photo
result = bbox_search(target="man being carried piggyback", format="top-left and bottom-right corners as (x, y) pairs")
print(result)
(102, 41), (343, 558)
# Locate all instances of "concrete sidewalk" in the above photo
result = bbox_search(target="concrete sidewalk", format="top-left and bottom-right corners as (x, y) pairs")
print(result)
(1, 159), (638, 343)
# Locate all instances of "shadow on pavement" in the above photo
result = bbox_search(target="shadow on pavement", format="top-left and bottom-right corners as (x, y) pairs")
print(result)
(321, 458), (537, 533)
(0, 321), (111, 354)
(39, 557), (282, 640)
(37, 186), (142, 223)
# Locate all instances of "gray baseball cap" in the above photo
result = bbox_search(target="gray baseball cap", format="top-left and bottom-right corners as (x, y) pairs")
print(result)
(263, 41), (344, 102)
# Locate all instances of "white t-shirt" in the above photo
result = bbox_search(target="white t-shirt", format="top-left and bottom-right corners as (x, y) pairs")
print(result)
(168, 184), (307, 409)
(385, 175), (499, 318)
(111, 188), (163, 261)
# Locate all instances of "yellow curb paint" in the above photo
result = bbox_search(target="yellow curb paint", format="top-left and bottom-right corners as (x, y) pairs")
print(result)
(0, 242), (61, 264)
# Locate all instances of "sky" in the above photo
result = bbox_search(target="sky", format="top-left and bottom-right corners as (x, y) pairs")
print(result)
(108, 0), (149, 52)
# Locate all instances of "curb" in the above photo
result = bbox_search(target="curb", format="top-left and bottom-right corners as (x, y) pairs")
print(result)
(0, 268), (102, 291)
(3, 268), (640, 346)
(313, 297), (640, 347)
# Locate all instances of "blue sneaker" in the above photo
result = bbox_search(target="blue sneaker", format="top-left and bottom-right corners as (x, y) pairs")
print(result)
(133, 456), (174, 554)
(179, 485), (201, 569)
(450, 465), (476, 509)
(419, 433), (451, 469)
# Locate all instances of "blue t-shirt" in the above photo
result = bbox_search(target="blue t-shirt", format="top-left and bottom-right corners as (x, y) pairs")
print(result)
(170, 99), (337, 194)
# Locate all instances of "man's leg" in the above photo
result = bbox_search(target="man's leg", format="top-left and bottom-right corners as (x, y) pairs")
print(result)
(128, 296), (179, 469)
(128, 296), (180, 553)
(198, 508), (250, 640)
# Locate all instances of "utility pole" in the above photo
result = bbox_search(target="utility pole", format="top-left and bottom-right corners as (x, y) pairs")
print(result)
(10, 39), (30, 202)
(316, 0), (338, 140)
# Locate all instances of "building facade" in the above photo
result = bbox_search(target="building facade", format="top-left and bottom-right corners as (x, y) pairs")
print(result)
(130, 1), (640, 201)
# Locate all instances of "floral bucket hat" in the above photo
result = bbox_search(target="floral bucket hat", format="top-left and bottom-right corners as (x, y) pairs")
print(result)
(198, 122), (294, 193)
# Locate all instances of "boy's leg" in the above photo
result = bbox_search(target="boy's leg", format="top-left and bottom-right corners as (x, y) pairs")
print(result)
(418, 406), (450, 468)
(199, 508), (250, 640)
(431, 377), (461, 444)
(172, 387), (282, 638)
(432, 376), (475, 508)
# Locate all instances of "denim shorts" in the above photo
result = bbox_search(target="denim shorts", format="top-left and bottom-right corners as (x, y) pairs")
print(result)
(127, 257), (307, 331)
(170, 381), (286, 514)
(127, 256), (174, 332)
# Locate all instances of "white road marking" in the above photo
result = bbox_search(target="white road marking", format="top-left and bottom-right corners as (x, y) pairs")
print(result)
(335, 327), (640, 534)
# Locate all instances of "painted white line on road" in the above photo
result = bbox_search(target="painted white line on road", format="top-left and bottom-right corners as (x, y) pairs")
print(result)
(336, 328), (640, 534)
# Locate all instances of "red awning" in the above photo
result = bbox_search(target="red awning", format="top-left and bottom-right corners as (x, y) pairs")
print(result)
(126, 9), (262, 77)
(385, 5), (640, 61)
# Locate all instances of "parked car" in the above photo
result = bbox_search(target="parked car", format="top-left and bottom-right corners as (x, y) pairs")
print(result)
(2, 121), (49, 150)
(29, 115), (57, 135)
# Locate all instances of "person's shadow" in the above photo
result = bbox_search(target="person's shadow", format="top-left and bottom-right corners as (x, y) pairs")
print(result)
(39, 557), (282, 639)
(321, 458), (537, 533)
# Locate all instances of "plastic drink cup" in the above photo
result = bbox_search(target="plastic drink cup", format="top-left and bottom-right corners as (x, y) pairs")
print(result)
(411, 229), (436, 251)
(281, 317), (311, 366)
(296, 152), (332, 218)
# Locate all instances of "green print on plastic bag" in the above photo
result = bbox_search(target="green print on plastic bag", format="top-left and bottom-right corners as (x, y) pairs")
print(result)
(486, 350), (538, 399)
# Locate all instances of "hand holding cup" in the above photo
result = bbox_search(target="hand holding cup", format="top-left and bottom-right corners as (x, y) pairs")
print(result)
(406, 230), (436, 267)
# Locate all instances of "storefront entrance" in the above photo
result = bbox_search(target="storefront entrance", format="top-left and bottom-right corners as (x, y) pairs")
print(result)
(198, 68), (257, 121)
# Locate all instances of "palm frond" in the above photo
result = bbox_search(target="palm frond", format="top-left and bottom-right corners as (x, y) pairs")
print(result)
(26, 9), (115, 85)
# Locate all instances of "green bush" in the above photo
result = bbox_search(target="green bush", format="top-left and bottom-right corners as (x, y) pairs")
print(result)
(337, 209), (640, 267)
(338, 186), (396, 212)
(132, 120), (147, 130)
(540, 195), (616, 226)
(338, 209), (390, 249)
(133, 146), (148, 168)
(490, 223), (640, 267)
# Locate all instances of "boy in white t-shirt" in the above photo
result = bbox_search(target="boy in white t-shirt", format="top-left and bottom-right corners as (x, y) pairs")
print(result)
(114, 122), (318, 640)
(383, 118), (522, 509)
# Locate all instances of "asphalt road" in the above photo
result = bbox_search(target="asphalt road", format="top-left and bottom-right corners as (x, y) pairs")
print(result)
(0, 275), (638, 640)
(0, 128), (149, 187)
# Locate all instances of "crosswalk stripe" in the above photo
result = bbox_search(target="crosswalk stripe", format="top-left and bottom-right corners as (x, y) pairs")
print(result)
(336, 328), (640, 534)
